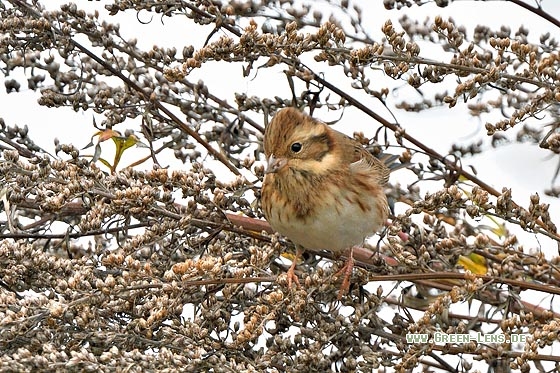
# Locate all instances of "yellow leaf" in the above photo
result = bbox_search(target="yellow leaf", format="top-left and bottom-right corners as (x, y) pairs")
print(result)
(458, 254), (487, 275)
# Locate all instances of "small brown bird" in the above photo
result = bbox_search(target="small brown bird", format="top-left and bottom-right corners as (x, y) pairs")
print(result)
(261, 107), (390, 298)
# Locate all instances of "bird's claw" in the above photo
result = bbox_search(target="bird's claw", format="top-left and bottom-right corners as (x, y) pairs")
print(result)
(286, 265), (301, 289)
(334, 252), (355, 300)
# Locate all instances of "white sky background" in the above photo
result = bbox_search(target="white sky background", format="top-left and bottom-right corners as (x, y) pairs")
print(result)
(2, 1), (560, 369)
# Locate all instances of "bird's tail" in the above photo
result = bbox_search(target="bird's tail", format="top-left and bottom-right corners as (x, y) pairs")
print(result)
(376, 152), (409, 173)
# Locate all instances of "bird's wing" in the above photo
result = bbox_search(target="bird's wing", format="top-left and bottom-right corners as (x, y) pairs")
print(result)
(350, 144), (391, 185)
(333, 131), (391, 185)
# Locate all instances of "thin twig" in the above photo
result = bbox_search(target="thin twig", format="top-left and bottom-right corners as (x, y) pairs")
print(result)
(10, 0), (241, 176)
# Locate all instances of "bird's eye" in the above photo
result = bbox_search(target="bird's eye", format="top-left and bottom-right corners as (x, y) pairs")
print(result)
(290, 142), (302, 153)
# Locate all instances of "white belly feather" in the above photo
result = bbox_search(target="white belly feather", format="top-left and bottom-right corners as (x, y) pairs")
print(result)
(271, 190), (384, 252)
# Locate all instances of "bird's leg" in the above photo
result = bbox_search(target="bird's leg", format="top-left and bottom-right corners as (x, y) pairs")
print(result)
(334, 247), (355, 300)
(286, 246), (303, 289)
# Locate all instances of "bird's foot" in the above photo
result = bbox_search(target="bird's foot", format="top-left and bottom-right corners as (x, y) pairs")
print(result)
(286, 261), (301, 289)
(333, 248), (355, 300)
(285, 246), (303, 289)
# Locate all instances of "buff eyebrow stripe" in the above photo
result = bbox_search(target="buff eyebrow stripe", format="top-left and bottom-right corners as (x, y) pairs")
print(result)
(310, 133), (332, 148)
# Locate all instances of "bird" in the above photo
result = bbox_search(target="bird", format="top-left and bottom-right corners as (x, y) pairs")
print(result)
(261, 107), (390, 299)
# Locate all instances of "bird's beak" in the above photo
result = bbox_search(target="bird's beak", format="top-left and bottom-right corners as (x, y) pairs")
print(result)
(265, 154), (287, 174)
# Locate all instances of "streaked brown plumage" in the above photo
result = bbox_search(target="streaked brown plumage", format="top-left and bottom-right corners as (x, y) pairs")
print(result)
(261, 107), (390, 297)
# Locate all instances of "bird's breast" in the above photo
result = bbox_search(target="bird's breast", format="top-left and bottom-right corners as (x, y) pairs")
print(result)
(262, 169), (388, 251)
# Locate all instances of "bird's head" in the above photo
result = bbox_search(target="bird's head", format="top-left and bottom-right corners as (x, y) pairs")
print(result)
(263, 108), (336, 175)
